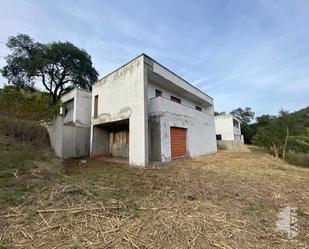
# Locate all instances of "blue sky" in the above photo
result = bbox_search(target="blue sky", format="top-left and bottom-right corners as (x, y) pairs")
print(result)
(0, 0), (308, 116)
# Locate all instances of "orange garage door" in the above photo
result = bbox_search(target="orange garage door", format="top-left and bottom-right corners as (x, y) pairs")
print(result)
(170, 127), (187, 159)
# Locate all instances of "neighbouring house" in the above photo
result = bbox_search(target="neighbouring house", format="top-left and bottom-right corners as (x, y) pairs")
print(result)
(91, 54), (217, 166)
(47, 88), (92, 158)
(215, 114), (244, 143)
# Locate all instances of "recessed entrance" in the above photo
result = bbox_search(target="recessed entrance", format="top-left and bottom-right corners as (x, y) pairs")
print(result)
(170, 127), (187, 159)
(92, 119), (129, 159)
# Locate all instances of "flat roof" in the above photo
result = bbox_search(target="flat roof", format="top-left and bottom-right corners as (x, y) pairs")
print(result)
(93, 53), (213, 100)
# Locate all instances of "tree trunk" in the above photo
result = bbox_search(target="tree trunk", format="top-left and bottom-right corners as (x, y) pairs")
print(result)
(272, 142), (279, 158)
(282, 127), (289, 160)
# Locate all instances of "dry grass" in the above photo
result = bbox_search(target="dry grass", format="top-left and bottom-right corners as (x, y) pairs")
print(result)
(1, 149), (309, 248)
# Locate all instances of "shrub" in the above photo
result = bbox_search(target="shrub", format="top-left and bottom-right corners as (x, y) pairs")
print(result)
(285, 152), (309, 168)
(0, 116), (49, 146)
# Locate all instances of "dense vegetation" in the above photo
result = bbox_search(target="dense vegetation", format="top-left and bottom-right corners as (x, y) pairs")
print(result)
(216, 107), (309, 167)
(0, 85), (59, 121)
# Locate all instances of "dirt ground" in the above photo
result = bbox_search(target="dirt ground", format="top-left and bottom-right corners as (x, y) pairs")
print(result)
(1, 149), (309, 249)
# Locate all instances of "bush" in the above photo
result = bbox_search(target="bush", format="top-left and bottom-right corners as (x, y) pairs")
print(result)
(285, 152), (309, 168)
(0, 116), (50, 146)
(0, 85), (59, 121)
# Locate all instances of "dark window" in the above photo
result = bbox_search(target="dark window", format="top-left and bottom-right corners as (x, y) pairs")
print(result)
(155, 89), (162, 97)
(195, 106), (202, 111)
(171, 96), (181, 104)
(94, 95), (98, 118)
(233, 119), (239, 128)
(216, 134), (222, 140)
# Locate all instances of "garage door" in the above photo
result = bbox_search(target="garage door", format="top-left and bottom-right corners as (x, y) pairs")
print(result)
(170, 127), (187, 159)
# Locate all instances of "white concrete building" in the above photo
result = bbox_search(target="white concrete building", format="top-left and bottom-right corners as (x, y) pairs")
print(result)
(91, 54), (217, 166)
(47, 88), (92, 158)
(215, 114), (243, 142)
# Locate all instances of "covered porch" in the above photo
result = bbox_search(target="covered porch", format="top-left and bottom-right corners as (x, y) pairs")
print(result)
(91, 119), (129, 159)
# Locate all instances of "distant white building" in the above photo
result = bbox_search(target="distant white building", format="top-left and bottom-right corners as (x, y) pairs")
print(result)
(215, 114), (244, 143)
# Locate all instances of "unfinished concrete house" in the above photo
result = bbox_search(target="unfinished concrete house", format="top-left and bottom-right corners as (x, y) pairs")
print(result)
(91, 54), (217, 166)
(47, 88), (92, 158)
(215, 114), (244, 143)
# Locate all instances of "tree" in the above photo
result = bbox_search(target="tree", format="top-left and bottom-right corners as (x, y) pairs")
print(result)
(253, 109), (297, 159)
(230, 107), (255, 124)
(230, 107), (255, 144)
(1, 34), (98, 103)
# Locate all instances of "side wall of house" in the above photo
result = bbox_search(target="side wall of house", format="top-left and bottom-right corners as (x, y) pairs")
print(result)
(74, 90), (92, 126)
(91, 56), (148, 166)
(47, 116), (90, 159)
(149, 97), (217, 162)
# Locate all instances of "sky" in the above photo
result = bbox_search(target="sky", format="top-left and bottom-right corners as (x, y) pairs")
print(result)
(0, 0), (308, 116)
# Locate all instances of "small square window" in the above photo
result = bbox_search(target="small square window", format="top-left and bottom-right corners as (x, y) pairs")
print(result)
(171, 96), (181, 104)
(155, 89), (162, 97)
(195, 106), (202, 111)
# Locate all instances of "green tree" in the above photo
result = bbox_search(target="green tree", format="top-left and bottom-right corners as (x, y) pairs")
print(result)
(230, 107), (255, 124)
(1, 34), (98, 103)
(230, 107), (255, 144)
(253, 109), (297, 159)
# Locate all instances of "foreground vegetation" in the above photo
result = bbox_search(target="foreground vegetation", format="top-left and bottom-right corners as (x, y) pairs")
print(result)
(0, 131), (308, 248)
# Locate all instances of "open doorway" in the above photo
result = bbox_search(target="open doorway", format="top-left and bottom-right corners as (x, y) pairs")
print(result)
(92, 119), (129, 159)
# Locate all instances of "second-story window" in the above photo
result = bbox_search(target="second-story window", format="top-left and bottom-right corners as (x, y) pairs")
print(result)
(195, 106), (202, 111)
(94, 95), (98, 118)
(155, 89), (162, 97)
(171, 96), (181, 104)
(233, 119), (239, 128)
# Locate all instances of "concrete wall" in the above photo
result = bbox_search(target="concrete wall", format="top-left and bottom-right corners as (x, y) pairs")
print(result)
(148, 81), (208, 112)
(148, 97), (217, 162)
(91, 56), (148, 166)
(92, 126), (109, 155)
(47, 116), (90, 159)
(61, 89), (92, 126)
(215, 115), (242, 141)
(75, 90), (92, 126)
(46, 116), (64, 158)
(109, 130), (129, 157)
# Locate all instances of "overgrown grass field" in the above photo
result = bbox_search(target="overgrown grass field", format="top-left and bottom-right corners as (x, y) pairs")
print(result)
(0, 133), (308, 248)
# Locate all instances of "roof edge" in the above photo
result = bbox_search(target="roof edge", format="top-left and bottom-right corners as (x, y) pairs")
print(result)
(93, 53), (213, 101)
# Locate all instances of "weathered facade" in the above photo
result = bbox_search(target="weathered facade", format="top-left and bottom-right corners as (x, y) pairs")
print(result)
(215, 114), (244, 143)
(47, 89), (92, 158)
(91, 54), (217, 166)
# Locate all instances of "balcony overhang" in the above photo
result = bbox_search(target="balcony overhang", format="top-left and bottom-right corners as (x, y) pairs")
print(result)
(145, 54), (213, 107)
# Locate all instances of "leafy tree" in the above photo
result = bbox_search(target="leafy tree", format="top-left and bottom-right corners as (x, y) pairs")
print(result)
(230, 107), (255, 143)
(230, 107), (255, 124)
(1, 34), (98, 103)
(255, 114), (276, 126)
(252, 109), (301, 159)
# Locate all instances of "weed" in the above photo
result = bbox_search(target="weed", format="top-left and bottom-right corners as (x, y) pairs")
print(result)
(0, 184), (30, 205)
(0, 151), (28, 170)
